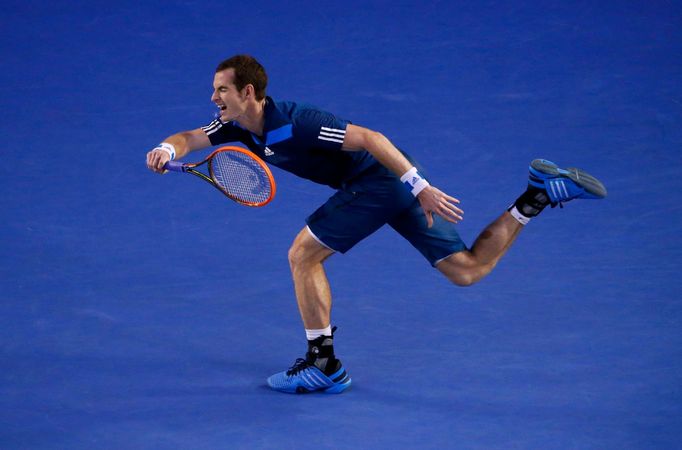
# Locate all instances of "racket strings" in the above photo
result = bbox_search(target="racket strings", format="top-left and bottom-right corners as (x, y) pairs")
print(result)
(211, 151), (272, 204)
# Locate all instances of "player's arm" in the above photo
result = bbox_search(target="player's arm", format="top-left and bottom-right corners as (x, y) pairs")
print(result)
(342, 124), (463, 227)
(146, 128), (211, 174)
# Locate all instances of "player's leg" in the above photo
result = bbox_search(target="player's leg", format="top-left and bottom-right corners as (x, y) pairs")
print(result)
(288, 226), (335, 330)
(267, 227), (351, 394)
(435, 211), (522, 286)
(394, 158), (606, 286)
(268, 172), (405, 394)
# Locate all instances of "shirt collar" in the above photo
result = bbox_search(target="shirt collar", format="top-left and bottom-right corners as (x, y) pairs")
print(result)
(262, 96), (289, 132)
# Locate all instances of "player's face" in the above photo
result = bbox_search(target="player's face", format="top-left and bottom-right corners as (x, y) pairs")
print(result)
(211, 69), (248, 122)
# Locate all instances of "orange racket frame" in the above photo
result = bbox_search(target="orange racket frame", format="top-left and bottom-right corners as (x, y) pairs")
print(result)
(165, 146), (276, 207)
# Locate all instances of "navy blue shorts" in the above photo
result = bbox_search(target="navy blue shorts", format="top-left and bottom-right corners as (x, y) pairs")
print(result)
(305, 162), (467, 266)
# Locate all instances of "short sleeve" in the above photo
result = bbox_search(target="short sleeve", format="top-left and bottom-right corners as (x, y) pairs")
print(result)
(201, 119), (244, 146)
(293, 108), (351, 151)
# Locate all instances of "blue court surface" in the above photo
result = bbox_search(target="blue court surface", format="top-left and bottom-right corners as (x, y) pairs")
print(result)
(1, 1), (681, 449)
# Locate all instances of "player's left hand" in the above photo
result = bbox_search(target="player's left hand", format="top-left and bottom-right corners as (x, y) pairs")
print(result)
(417, 185), (463, 228)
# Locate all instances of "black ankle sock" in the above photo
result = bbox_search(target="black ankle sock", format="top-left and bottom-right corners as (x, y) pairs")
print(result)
(307, 334), (339, 375)
(509, 186), (551, 218)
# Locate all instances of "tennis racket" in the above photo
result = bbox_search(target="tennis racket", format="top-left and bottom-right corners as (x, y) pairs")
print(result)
(163, 146), (276, 207)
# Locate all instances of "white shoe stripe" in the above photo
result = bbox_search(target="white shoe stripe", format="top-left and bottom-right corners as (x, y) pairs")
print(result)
(310, 371), (328, 386)
(549, 182), (558, 199)
(300, 372), (312, 387)
(560, 181), (569, 198)
(303, 371), (320, 387)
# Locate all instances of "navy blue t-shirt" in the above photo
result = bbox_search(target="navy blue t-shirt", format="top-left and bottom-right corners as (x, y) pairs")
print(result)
(201, 97), (377, 189)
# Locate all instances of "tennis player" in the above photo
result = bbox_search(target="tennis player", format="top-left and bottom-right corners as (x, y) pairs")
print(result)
(146, 55), (606, 394)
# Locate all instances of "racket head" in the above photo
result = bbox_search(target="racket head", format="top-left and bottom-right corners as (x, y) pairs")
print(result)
(207, 146), (276, 207)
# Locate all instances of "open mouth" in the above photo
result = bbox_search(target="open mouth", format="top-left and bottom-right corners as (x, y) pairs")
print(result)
(214, 105), (227, 121)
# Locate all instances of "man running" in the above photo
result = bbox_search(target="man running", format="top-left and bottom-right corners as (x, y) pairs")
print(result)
(146, 54), (606, 394)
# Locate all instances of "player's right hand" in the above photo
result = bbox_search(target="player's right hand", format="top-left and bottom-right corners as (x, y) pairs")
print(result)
(146, 148), (171, 174)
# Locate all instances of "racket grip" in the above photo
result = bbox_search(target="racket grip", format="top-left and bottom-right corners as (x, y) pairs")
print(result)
(163, 160), (186, 172)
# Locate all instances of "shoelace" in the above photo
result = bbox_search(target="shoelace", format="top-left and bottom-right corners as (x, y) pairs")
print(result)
(286, 358), (313, 376)
(286, 327), (339, 376)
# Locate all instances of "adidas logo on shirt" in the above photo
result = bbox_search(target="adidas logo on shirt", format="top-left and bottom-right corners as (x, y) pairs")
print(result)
(318, 127), (346, 144)
(264, 147), (275, 156)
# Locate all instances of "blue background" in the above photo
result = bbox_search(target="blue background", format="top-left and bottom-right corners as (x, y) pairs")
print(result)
(1, 1), (681, 448)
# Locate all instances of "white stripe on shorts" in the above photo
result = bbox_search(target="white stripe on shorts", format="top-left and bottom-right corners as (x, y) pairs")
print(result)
(306, 226), (337, 252)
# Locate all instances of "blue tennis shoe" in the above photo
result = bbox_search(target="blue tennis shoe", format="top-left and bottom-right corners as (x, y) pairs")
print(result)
(528, 159), (607, 206)
(267, 358), (351, 394)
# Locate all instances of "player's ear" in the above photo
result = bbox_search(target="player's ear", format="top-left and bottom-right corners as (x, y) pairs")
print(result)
(243, 84), (254, 100)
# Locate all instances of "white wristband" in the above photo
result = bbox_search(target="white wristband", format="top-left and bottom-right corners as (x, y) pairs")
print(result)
(400, 166), (430, 197)
(156, 142), (176, 161)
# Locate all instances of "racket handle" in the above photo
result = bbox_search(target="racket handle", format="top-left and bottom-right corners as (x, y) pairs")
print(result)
(163, 160), (186, 172)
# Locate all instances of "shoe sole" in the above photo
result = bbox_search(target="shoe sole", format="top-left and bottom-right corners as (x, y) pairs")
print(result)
(530, 159), (607, 198)
(322, 379), (351, 394)
(292, 379), (352, 394)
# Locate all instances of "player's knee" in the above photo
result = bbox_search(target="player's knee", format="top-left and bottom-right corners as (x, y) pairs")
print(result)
(446, 272), (478, 287)
(437, 256), (485, 287)
(287, 243), (305, 269)
(288, 241), (317, 270)
(289, 229), (334, 271)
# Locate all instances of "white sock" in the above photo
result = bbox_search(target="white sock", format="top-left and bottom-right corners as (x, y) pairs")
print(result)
(306, 325), (332, 340)
(509, 205), (531, 225)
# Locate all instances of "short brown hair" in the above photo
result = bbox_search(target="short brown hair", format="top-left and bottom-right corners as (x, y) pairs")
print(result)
(216, 55), (268, 100)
